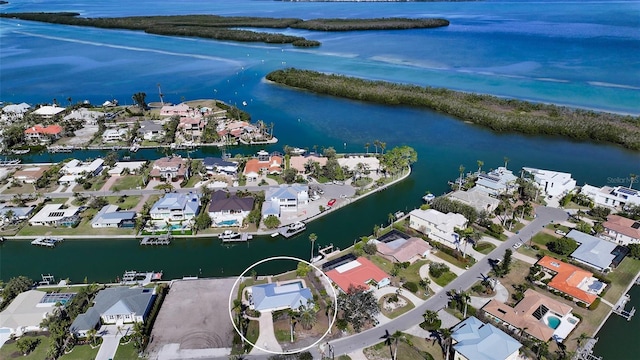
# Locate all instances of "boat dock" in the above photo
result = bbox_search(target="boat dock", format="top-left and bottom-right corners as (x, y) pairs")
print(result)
(277, 222), (307, 238)
(31, 237), (64, 247)
(140, 234), (172, 245)
(221, 233), (253, 243)
(47, 145), (74, 153)
(612, 293), (636, 321)
(574, 337), (602, 360)
(121, 270), (163, 285)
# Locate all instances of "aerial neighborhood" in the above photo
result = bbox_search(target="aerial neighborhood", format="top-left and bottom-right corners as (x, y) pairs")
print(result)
(0, 99), (639, 360)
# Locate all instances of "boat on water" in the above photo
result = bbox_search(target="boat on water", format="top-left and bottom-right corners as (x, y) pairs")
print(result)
(31, 236), (64, 247)
(47, 145), (74, 153)
(11, 149), (30, 155)
(218, 230), (241, 240)
(291, 147), (306, 155)
(286, 221), (306, 233)
(394, 211), (405, 219)
(129, 143), (140, 152)
(422, 193), (435, 203)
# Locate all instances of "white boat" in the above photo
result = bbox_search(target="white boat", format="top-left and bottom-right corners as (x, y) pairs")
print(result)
(271, 232), (280, 238)
(311, 255), (323, 263)
(129, 143), (140, 152)
(218, 230), (241, 240)
(291, 147), (306, 155)
(242, 101), (248, 106)
(286, 221), (306, 233)
(422, 193), (435, 203)
(394, 211), (405, 219)
(11, 149), (30, 155)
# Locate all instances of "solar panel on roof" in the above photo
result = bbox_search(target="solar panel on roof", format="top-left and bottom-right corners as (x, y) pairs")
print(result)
(632, 222), (640, 229)
(617, 188), (638, 196)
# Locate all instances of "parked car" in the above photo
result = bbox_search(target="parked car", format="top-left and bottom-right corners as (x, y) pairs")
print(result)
(317, 188), (325, 195)
(327, 198), (336, 207)
(555, 229), (567, 236)
(311, 194), (320, 201)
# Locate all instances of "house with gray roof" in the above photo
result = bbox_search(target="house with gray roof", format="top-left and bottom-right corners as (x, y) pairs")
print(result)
(246, 281), (312, 312)
(261, 185), (309, 218)
(150, 192), (201, 223)
(91, 205), (136, 228)
(450, 316), (522, 360)
(138, 120), (165, 141)
(474, 167), (518, 196)
(70, 287), (155, 337)
(203, 157), (238, 175)
(567, 229), (618, 272)
(208, 190), (254, 227)
(0, 203), (35, 222)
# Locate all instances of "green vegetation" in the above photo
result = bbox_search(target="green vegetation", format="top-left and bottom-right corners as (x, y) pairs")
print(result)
(379, 294), (415, 319)
(266, 68), (640, 150)
(474, 242), (496, 254)
(0, 334), (49, 359)
(112, 342), (138, 360)
(291, 17), (449, 31)
(59, 344), (100, 360)
(0, 276), (32, 310)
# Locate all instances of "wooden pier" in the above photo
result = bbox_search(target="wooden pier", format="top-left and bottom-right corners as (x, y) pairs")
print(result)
(31, 237), (64, 247)
(221, 233), (252, 243)
(612, 293), (636, 321)
(277, 222), (307, 238)
(573, 337), (602, 360)
(140, 234), (171, 245)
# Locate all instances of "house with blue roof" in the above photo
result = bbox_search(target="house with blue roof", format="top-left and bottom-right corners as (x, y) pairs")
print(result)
(450, 316), (522, 360)
(261, 185), (309, 218)
(0, 203), (34, 222)
(70, 287), (155, 337)
(247, 281), (313, 312)
(91, 204), (136, 228)
(567, 229), (619, 272)
(150, 192), (201, 223)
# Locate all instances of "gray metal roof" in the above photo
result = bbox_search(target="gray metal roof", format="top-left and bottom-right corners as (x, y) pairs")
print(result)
(91, 205), (136, 227)
(568, 230), (617, 271)
(451, 316), (522, 360)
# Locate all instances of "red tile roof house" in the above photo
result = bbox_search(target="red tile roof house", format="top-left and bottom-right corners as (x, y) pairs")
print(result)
(536, 256), (605, 306)
(374, 237), (432, 264)
(603, 214), (640, 245)
(24, 124), (63, 144)
(325, 257), (391, 293)
(243, 150), (283, 182)
(149, 156), (187, 181)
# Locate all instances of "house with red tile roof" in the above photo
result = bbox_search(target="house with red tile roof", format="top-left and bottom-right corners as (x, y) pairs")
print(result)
(374, 237), (432, 264)
(325, 257), (390, 293)
(160, 103), (191, 117)
(603, 214), (640, 245)
(289, 155), (328, 174)
(536, 256), (604, 306)
(24, 124), (63, 144)
(243, 150), (282, 182)
(149, 156), (187, 181)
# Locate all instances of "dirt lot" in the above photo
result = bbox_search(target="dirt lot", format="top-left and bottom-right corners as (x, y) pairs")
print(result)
(147, 278), (237, 358)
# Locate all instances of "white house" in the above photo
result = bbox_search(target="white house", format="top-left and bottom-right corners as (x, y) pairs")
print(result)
(474, 167), (518, 196)
(246, 281), (313, 312)
(0, 290), (58, 338)
(101, 128), (128, 143)
(448, 188), (500, 213)
(107, 161), (146, 176)
(29, 204), (81, 227)
(59, 158), (104, 185)
(70, 287), (155, 337)
(409, 208), (468, 249)
(150, 192), (201, 223)
(450, 317), (522, 360)
(262, 185), (309, 218)
(603, 215), (640, 245)
(522, 167), (577, 198)
(33, 105), (66, 118)
(91, 205), (136, 228)
(581, 184), (640, 209)
(0, 203), (35, 222)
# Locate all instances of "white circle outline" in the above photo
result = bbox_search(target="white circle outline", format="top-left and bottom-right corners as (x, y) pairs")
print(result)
(228, 255), (338, 355)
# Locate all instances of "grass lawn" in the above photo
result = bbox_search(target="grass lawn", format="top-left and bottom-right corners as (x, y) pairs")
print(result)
(113, 342), (139, 360)
(512, 222), (525, 232)
(183, 174), (202, 188)
(59, 344), (100, 360)
(48, 197), (69, 204)
(379, 295), (415, 319)
(363, 333), (441, 360)
(0, 334), (49, 360)
(474, 242), (496, 255)
(531, 232), (557, 247)
(1, 183), (36, 194)
(113, 175), (144, 190)
(432, 251), (468, 269)
(546, 223), (572, 233)
(105, 195), (141, 210)
(246, 320), (260, 349)
(274, 329), (290, 342)
(430, 271), (457, 287)
(603, 257), (640, 303)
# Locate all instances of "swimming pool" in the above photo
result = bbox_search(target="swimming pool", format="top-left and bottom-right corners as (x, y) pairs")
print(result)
(217, 220), (238, 226)
(546, 315), (562, 329)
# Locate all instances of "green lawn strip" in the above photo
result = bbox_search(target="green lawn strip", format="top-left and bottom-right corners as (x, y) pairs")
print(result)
(603, 257), (640, 303)
(112, 342), (138, 360)
(246, 320), (260, 348)
(546, 223), (572, 233)
(512, 222), (525, 232)
(48, 197), (68, 204)
(379, 295), (415, 319)
(113, 175), (144, 190)
(184, 174), (202, 188)
(59, 344), (100, 360)
(531, 232), (557, 247)
(364, 334), (440, 360)
(432, 251), (466, 269)
(105, 195), (141, 210)
(1, 183), (36, 194)
(369, 255), (395, 275)
(0, 334), (49, 359)
(274, 329), (290, 342)
(474, 242), (496, 255)
(430, 271), (457, 287)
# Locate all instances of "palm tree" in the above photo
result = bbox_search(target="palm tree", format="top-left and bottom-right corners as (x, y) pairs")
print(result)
(458, 165), (465, 189)
(288, 309), (299, 342)
(382, 329), (394, 360)
(309, 233), (317, 261)
(388, 213), (395, 225)
(476, 160), (484, 174)
(86, 328), (97, 346)
(423, 310), (439, 325)
(298, 303), (318, 330)
(503, 156), (510, 169)
(391, 331), (404, 360)
(575, 332), (591, 347)
(4, 209), (15, 224)
(439, 327), (453, 360)
(373, 140), (380, 154)
(380, 142), (386, 155)
(630, 173), (637, 189)
(365, 142), (370, 155)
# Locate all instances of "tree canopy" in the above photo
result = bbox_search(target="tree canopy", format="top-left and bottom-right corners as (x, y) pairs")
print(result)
(337, 284), (380, 332)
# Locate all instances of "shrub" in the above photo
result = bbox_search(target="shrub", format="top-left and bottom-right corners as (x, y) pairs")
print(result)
(429, 262), (450, 278)
(588, 298), (601, 310)
(363, 242), (377, 255)
(403, 281), (418, 293)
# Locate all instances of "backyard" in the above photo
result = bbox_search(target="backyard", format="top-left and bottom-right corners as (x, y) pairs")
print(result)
(363, 333), (442, 360)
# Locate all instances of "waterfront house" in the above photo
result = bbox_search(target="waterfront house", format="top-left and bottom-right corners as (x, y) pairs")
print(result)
(372, 234), (432, 264)
(64, 108), (102, 125)
(450, 316), (522, 360)
(0, 290), (60, 337)
(482, 289), (579, 343)
(337, 155), (380, 173)
(243, 150), (283, 181)
(203, 157), (238, 175)
(603, 214), (640, 245)
(474, 167), (518, 196)
(522, 167), (577, 198)
(567, 229), (619, 272)
(12, 165), (50, 184)
(33, 105), (66, 118)
(150, 192), (201, 223)
(29, 203), (81, 227)
(58, 158), (104, 185)
(246, 281), (313, 312)
(107, 161), (146, 176)
(101, 128), (128, 143)
(1, 102), (31, 121)
(208, 190), (254, 227)
(289, 154), (328, 174)
(447, 187), (500, 213)
(149, 156), (187, 181)
(160, 103), (191, 117)
(408, 208), (468, 249)
(581, 184), (640, 209)
(536, 256), (604, 306)
(24, 124), (64, 144)
(261, 184), (309, 218)
(70, 287), (155, 337)
(325, 257), (390, 293)
(91, 205), (136, 228)
(138, 120), (166, 141)
(0, 203), (35, 222)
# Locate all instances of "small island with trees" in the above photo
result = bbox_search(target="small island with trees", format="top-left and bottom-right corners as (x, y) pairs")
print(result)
(0, 12), (449, 47)
(266, 68), (640, 150)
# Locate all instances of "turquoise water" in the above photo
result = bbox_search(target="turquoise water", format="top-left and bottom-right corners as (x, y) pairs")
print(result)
(217, 220), (239, 226)
(546, 315), (562, 329)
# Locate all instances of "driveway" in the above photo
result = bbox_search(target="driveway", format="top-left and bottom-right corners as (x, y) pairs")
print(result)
(249, 311), (283, 355)
(95, 324), (130, 360)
